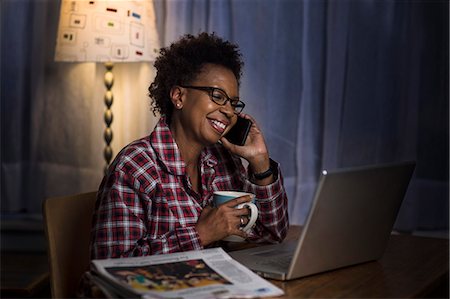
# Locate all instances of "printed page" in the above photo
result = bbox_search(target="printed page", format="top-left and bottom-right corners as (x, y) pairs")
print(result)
(91, 248), (284, 299)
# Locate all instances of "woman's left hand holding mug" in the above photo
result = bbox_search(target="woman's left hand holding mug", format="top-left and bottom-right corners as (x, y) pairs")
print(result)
(195, 194), (254, 246)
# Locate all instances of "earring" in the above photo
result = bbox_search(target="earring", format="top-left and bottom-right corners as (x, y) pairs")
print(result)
(176, 103), (182, 108)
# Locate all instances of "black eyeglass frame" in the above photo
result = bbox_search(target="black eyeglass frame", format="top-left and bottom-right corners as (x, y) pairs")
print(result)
(180, 85), (245, 114)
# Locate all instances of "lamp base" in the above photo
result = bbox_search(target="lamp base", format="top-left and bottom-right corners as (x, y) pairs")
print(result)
(103, 62), (114, 174)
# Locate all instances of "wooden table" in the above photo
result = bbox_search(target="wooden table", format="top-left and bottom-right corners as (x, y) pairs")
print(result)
(81, 225), (448, 299)
(242, 226), (449, 298)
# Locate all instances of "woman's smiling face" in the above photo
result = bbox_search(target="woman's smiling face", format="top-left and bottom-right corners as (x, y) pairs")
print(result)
(176, 63), (239, 146)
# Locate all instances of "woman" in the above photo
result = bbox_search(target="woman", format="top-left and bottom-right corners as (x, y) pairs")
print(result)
(90, 32), (289, 259)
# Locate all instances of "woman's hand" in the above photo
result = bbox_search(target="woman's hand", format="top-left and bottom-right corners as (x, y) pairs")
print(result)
(195, 195), (253, 246)
(221, 114), (273, 182)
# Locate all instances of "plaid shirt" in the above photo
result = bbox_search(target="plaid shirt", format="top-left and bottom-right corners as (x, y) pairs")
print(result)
(90, 117), (289, 259)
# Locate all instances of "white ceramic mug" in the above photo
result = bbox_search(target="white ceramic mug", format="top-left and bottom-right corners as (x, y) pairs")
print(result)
(212, 191), (258, 242)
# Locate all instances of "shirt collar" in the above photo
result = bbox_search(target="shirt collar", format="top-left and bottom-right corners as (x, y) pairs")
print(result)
(150, 117), (218, 176)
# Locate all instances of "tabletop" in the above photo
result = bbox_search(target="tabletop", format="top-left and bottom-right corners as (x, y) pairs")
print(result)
(242, 226), (449, 298)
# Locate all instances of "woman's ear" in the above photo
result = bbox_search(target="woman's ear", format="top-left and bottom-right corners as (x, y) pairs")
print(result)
(170, 86), (183, 109)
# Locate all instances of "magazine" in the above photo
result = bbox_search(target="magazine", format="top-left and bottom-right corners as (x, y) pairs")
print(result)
(90, 247), (284, 299)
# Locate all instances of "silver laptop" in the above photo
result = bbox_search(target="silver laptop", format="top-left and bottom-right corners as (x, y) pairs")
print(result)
(229, 161), (415, 281)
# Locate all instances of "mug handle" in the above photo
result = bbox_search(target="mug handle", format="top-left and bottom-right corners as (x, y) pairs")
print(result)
(236, 202), (258, 232)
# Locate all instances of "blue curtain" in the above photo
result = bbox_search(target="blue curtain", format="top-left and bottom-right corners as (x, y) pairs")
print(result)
(153, 0), (448, 230)
(2, 0), (448, 233)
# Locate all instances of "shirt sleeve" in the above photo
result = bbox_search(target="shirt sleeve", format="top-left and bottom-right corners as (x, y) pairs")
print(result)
(90, 166), (203, 260)
(241, 159), (289, 243)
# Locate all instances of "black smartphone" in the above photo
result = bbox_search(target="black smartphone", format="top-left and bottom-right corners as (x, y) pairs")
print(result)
(224, 117), (252, 146)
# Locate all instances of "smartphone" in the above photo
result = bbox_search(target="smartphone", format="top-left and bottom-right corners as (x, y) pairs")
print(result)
(224, 117), (252, 146)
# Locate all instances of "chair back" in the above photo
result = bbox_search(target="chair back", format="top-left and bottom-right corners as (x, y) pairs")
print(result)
(43, 192), (97, 298)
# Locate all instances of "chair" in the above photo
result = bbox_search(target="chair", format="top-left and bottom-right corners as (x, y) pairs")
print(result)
(43, 191), (97, 298)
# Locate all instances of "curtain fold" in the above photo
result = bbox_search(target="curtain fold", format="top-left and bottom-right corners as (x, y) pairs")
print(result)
(293, 1), (328, 224)
(1, 0), (448, 232)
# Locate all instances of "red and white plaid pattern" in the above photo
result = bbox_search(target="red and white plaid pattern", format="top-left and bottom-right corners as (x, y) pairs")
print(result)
(90, 117), (289, 259)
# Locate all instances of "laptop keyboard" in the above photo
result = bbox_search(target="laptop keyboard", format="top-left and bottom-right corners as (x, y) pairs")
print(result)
(256, 254), (292, 271)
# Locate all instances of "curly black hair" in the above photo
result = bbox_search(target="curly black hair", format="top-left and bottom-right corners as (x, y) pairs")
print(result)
(148, 32), (244, 120)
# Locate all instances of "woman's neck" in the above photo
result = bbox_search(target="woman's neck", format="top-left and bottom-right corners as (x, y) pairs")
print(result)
(169, 118), (202, 169)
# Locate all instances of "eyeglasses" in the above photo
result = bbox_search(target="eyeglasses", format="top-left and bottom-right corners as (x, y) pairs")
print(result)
(180, 85), (245, 114)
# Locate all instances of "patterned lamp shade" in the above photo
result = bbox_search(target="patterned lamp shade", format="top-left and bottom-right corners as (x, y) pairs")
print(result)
(55, 0), (160, 63)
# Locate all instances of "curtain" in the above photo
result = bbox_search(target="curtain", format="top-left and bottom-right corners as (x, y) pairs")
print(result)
(1, 0), (448, 233)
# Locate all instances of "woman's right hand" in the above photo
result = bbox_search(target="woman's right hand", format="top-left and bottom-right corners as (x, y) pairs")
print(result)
(195, 195), (253, 246)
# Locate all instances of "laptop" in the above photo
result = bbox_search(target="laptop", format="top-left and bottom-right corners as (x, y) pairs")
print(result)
(229, 161), (415, 281)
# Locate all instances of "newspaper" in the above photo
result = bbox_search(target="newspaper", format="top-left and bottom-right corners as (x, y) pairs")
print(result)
(90, 247), (284, 299)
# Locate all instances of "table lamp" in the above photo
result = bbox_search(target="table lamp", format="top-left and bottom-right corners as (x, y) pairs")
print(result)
(54, 0), (159, 173)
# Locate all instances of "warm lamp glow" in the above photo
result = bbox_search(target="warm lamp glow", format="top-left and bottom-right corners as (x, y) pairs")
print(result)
(54, 0), (160, 173)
